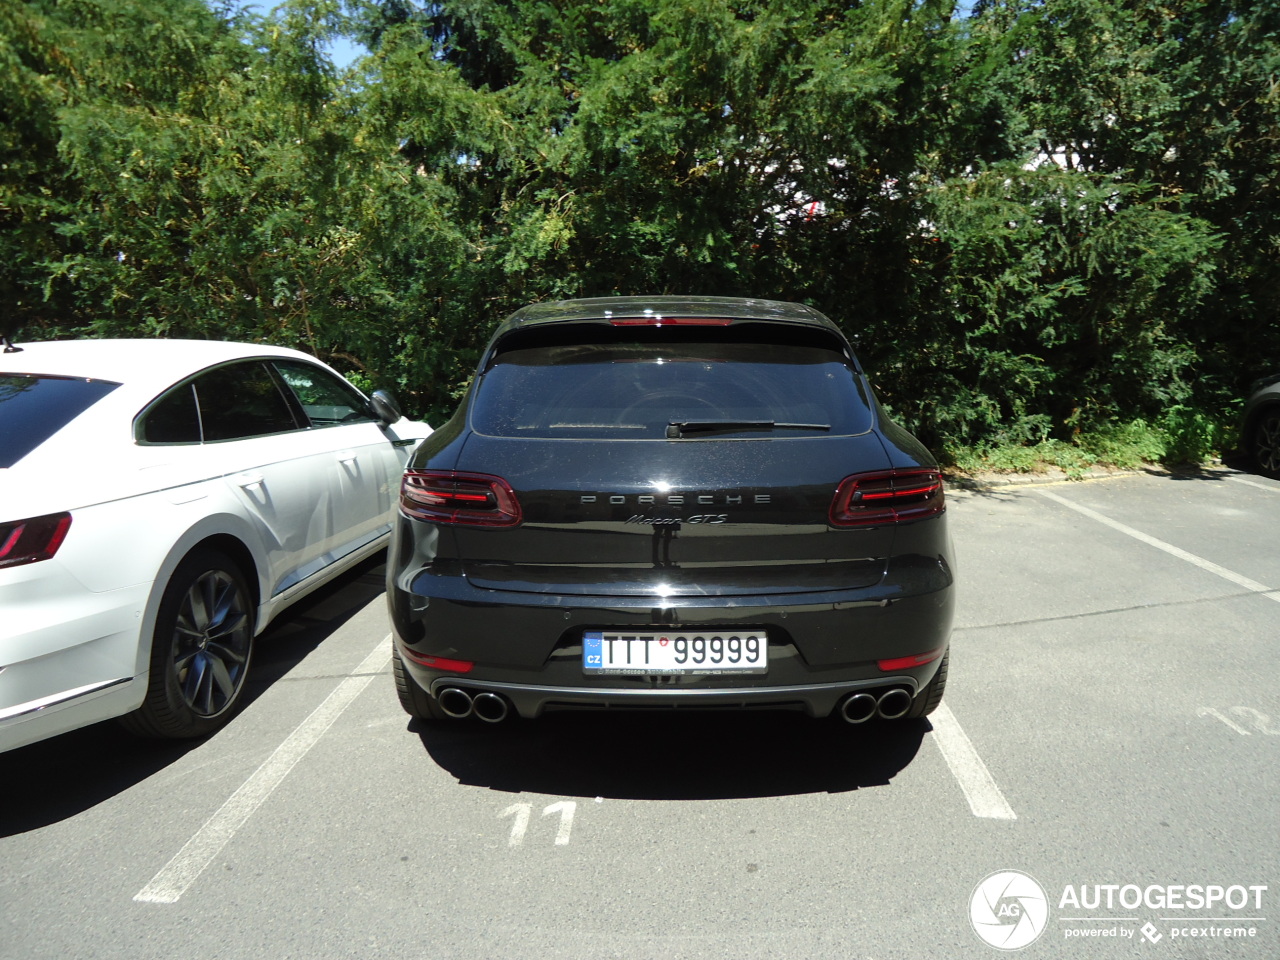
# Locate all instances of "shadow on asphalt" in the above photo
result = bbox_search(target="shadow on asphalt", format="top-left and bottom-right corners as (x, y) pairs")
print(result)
(414, 710), (928, 801)
(1205, 449), (1273, 479)
(0, 554), (388, 838)
(1145, 459), (1254, 482)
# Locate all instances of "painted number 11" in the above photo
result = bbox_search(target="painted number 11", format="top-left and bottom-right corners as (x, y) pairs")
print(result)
(501, 801), (577, 847)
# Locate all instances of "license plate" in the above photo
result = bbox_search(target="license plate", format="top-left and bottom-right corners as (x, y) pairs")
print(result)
(582, 630), (767, 675)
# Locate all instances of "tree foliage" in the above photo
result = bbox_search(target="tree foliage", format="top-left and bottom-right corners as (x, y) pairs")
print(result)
(2, 0), (1277, 447)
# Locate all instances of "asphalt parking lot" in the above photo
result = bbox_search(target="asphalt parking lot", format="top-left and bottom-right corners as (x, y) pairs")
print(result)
(2, 468), (1278, 960)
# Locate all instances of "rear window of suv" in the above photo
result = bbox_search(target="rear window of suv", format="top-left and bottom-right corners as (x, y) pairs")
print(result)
(0, 375), (120, 467)
(471, 323), (874, 440)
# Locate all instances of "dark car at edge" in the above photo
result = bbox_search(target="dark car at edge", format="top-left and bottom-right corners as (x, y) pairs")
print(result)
(387, 296), (955, 726)
(1242, 373), (1280, 479)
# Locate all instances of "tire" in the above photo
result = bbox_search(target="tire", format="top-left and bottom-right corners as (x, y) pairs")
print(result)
(392, 647), (450, 721)
(905, 649), (949, 719)
(1252, 408), (1280, 479)
(120, 548), (255, 739)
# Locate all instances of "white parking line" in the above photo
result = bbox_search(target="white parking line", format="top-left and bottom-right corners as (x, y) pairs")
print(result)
(930, 703), (1017, 820)
(134, 636), (392, 904)
(1226, 474), (1280, 494)
(1035, 489), (1280, 604)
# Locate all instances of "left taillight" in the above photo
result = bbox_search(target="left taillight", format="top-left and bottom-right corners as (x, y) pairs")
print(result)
(0, 512), (73, 569)
(829, 469), (944, 526)
(400, 470), (522, 527)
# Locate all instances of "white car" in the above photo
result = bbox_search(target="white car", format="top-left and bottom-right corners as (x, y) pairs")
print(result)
(0, 338), (432, 752)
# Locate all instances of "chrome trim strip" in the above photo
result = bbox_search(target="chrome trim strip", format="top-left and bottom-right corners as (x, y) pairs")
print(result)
(0, 676), (133, 724)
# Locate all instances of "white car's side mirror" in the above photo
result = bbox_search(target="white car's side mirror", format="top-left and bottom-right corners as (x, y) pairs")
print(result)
(369, 389), (402, 426)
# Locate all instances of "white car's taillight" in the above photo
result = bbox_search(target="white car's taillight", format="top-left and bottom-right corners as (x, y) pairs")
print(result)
(0, 512), (72, 569)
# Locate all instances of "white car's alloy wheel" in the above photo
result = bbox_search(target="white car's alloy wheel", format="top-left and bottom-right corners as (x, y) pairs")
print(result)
(122, 549), (254, 738)
(173, 567), (252, 718)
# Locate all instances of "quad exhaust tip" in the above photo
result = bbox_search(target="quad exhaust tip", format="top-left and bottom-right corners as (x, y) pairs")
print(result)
(839, 688), (914, 723)
(472, 691), (510, 723)
(437, 687), (511, 722)
(437, 687), (474, 719)
(876, 687), (912, 720)
(839, 692), (878, 724)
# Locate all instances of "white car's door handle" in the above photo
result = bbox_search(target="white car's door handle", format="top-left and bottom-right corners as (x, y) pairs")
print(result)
(235, 472), (264, 488)
(337, 450), (358, 464)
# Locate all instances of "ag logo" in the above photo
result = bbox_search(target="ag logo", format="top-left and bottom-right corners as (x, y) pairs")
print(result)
(970, 870), (1049, 950)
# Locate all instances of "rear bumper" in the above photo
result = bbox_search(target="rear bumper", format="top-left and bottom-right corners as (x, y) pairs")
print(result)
(419, 675), (931, 719)
(389, 552), (954, 719)
(1, 570), (151, 752)
(0, 677), (146, 753)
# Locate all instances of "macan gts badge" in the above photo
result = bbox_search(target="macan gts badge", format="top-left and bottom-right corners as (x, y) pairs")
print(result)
(387, 295), (955, 725)
(586, 491), (771, 526)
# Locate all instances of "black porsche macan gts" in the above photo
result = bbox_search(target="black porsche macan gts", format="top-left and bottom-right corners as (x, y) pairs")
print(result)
(387, 296), (955, 725)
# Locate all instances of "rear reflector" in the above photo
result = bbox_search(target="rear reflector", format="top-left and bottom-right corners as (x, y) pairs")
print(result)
(401, 649), (474, 673)
(400, 470), (522, 526)
(829, 469), (944, 526)
(878, 649), (945, 672)
(0, 512), (72, 569)
(609, 317), (734, 326)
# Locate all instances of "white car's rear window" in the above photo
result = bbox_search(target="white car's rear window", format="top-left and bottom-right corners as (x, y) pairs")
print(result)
(0, 375), (120, 467)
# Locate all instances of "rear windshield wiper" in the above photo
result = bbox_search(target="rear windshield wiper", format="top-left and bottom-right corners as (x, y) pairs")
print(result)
(666, 419), (831, 438)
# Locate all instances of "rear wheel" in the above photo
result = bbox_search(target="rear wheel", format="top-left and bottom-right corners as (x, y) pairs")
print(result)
(905, 649), (948, 719)
(1252, 408), (1280, 478)
(392, 647), (450, 720)
(121, 548), (254, 739)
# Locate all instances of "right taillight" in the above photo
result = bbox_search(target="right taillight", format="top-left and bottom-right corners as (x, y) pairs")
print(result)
(829, 469), (944, 526)
(0, 512), (73, 569)
(400, 470), (522, 526)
